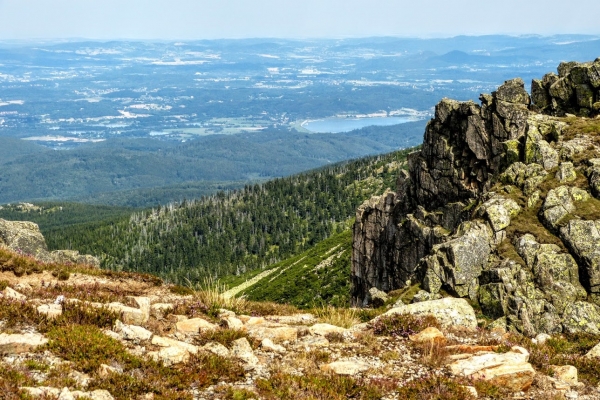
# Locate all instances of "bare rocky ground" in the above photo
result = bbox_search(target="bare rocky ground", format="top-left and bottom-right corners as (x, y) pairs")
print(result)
(2, 255), (600, 400)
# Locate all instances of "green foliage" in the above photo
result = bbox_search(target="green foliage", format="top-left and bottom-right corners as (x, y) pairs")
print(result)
(169, 285), (195, 296)
(0, 364), (36, 400)
(369, 313), (441, 338)
(194, 328), (249, 347)
(45, 324), (136, 373)
(395, 375), (476, 400)
(231, 230), (355, 308)
(45, 148), (413, 286)
(256, 372), (385, 400)
(0, 280), (8, 291)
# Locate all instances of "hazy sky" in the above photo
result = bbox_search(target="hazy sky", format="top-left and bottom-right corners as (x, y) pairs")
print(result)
(0, 0), (598, 40)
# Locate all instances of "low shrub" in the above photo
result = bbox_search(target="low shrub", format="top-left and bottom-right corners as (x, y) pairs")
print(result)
(256, 372), (384, 400)
(194, 328), (249, 347)
(395, 374), (476, 400)
(369, 313), (440, 338)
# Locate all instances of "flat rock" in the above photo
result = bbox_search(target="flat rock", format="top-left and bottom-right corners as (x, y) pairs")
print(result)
(383, 298), (477, 329)
(261, 338), (286, 353)
(37, 303), (63, 319)
(151, 335), (199, 354)
(308, 323), (347, 336)
(148, 346), (190, 366)
(1, 287), (26, 301)
(114, 320), (153, 342)
(264, 314), (316, 325)
(585, 342), (600, 358)
(448, 346), (535, 391)
(20, 387), (61, 397)
(176, 318), (218, 334)
(231, 337), (259, 370)
(409, 327), (445, 343)
(106, 302), (148, 325)
(320, 360), (370, 375)
(551, 365), (578, 385)
(150, 303), (174, 318)
(0, 332), (48, 354)
(202, 341), (230, 357)
(246, 325), (298, 343)
(221, 316), (244, 330)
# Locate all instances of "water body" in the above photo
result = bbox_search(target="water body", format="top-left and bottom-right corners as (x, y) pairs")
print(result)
(303, 116), (418, 133)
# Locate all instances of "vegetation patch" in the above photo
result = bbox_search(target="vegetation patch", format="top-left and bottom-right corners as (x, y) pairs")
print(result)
(256, 372), (385, 400)
(395, 374), (476, 400)
(194, 328), (249, 347)
(314, 304), (360, 328)
(369, 313), (440, 338)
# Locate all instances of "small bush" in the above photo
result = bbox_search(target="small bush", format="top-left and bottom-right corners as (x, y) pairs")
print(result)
(0, 364), (36, 400)
(23, 359), (50, 372)
(369, 313), (440, 338)
(45, 324), (135, 373)
(169, 285), (195, 296)
(0, 298), (47, 330)
(256, 372), (384, 400)
(0, 280), (8, 291)
(241, 301), (300, 316)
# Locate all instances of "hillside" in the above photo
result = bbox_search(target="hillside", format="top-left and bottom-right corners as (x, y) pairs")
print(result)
(37, 148), (414, 286)
(0, 122), (425, 207)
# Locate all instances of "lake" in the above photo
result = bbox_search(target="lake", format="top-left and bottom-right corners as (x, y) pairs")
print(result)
(302, 116), (418, 133)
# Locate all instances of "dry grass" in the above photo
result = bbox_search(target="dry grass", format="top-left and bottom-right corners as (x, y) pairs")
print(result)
(314, 305), (360, 328)
(190, 278), (248, 316)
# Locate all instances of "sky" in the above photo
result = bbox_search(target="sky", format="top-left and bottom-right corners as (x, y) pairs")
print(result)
(0, 0), (598, 40)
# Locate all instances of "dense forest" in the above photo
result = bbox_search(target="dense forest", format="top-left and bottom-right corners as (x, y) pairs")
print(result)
(43, 148), (416, 284)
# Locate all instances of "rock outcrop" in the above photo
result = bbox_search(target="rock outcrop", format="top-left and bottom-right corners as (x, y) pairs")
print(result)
(352, 59), (600, 336)
(0, 218), (100, 267)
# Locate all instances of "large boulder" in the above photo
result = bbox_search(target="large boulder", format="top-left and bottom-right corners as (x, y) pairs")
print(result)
(560, 219), (600, 293)
(382, 297), (477, 329)
(0, 219), (52, 262)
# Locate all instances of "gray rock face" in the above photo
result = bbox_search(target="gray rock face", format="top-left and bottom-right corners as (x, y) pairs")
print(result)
(531, 59), (600, 116)
(352, 58), (600, 336)
(0, 218), (51, 262)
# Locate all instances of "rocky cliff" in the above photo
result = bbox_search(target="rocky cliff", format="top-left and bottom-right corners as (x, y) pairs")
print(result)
(352, 58), (600, 336)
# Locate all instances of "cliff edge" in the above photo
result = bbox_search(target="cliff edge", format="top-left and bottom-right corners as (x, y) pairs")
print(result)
(352, 58), (600, 336)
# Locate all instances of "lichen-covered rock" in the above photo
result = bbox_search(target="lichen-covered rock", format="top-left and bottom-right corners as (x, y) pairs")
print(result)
(0, 333), (48, 354)
(556, 162), (577, 183)
(560, 219), (600, 293)
(420, 221), (493, 298)
(562, 302), (600, 335)
(383, 297), (477, 329)
(541, 186), (590, 229)
(51, 250), (100, 268)
(0, 218), (52, 262)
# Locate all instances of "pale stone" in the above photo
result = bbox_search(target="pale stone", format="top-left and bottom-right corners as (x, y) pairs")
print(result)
(176, 318), (218, 335)
(152, 335), (199, 355)
(58, 387), (75, 400)
(114, 320), (153, 342)
(231, 337), (259, 370)
(106, 302), (147, 325)
(0, 332), (48, 354)
(551, 365), (578, 385)
(308, 323), (347, 336)
(261, 338), (286, 353)
(532, 333), (551, 345)
(148, 346), (190, 366)
(246, 325), (298, 343)
(265, 314), (316, 325)
(463, 386), (478, 398)
(72, 390), (114, 400)
(97, 364), (121, 379)
(298, 335), (330, 349)
(1, 287), (26, 301)
(150, 303), (174, 318)
(202, 341), (230, 357)
(320, 360), (370, 375)
(383, 298), (477, 329)
(409, 327), (445, 343)
(37, 303), (63, 319)
(221, 316), (244, 330)
(448, 346), (535, 391)
(245, 316), (266, 325)
(585, 342), (600, 358)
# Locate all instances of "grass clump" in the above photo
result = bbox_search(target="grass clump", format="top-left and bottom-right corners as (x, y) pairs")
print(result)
(395, 374), (476, 400)
(169, 285), (195, 296)
(314, 305), (360, 328)
(194, 328), (249, 347)
(256, 372), (385, 400)
(0, 280), (8, 291)
(0, 364), (36, 400)
(241, 300), (300, 316)
(369, 313), (440, 338)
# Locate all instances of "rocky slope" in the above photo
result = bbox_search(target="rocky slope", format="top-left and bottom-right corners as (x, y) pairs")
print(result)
(4, 217), (600, 398)
(352, 58), (600, 338)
